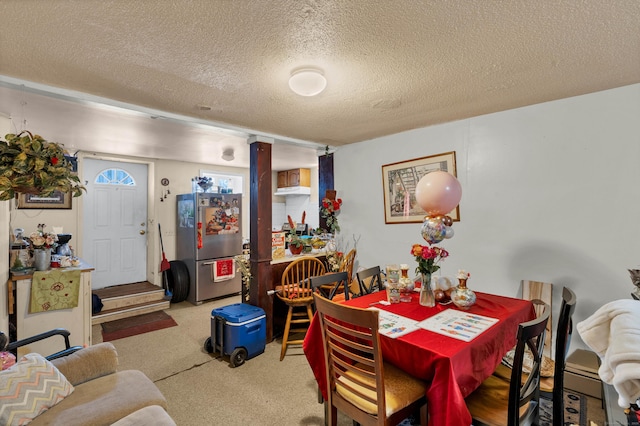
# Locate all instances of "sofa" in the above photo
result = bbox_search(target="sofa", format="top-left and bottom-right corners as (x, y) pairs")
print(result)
(1, 341), (176, 425)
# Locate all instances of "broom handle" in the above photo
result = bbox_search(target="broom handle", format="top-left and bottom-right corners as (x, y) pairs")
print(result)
(159, 223), (165, 252)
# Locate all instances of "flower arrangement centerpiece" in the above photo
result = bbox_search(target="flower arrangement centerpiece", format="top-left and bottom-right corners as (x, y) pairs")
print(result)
(320, 196), (342, 234)
(29, 224), (58, 271)
(410, 244), (449, 276)
(0, 131), (86, 201)
(29, 224), (58, 250)
(411, 243), (449, 307)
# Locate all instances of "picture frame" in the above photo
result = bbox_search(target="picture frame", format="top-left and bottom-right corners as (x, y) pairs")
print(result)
(17, 191), (72, 209)
(381, 151), (459, 224)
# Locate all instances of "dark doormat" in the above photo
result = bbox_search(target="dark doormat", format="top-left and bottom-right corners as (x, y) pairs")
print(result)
(101, 310), (177, 342)
(539, 391), (587, 426)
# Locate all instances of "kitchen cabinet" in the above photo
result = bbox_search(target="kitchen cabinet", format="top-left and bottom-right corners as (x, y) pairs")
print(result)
(277, 168), (310, 188)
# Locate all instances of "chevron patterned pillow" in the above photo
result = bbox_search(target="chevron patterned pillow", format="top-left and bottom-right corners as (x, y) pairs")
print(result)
(0, 353), (74, 425)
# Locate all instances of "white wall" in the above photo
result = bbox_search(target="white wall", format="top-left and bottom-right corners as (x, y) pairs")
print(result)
(0, 114), (11, 336)
(335, 83), (640, 351)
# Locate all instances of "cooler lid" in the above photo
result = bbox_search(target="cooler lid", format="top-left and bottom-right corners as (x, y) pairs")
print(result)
(211, 303), (266, 323)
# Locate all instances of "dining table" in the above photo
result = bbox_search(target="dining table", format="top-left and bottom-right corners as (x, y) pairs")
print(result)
(303, 289), (536, 426)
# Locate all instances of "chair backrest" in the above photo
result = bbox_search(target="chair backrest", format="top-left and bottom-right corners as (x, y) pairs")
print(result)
(281, 256), (326, 300)
(522, 280), (553, 360)
(309, 271), (350, 301)
(339, 249), (357, 282)
(355, 266), (384, 298)
(313, 293), (387, 422)
(508, 301), (550, 426)
(552, 287), (577, 426)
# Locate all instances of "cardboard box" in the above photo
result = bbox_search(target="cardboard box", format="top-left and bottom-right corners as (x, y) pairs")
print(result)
(564, 349), (602, 399)
(271, 232), (286, 260)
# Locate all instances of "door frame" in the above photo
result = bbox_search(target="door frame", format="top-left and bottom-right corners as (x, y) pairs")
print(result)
(77, 153), (157, 287)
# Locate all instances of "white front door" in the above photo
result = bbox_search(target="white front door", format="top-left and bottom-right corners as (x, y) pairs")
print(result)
(82, 159), (148, 289)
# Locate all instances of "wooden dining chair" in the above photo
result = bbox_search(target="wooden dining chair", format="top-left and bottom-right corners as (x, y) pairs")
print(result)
(493, 288), (576, 426)
(465, 302), (550, 426)
(339, 249), (357, 283)
(308, 271), (351, 410)
(276, 256), (326, 361)
(309, 271), (350, 302)
(313, 293), (428, 426)
(354, 266), (384, 298)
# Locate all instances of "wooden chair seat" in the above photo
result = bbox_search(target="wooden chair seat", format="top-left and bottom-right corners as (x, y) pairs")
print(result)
(274, 284), (313, 301)
(336, 362), (427, 417)
(466, 375), (532, 425)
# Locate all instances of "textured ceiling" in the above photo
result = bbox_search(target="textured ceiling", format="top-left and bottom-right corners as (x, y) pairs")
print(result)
(0, 1), (639, 168)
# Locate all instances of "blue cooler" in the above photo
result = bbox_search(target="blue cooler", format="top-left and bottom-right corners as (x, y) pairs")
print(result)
(205, 303), (266, 367)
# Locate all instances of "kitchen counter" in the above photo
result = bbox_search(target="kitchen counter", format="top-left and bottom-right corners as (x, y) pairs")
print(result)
(270, 249), (327, 265)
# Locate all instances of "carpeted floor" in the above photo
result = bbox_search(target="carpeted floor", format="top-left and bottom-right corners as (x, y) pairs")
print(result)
(101, 310), (178, 342)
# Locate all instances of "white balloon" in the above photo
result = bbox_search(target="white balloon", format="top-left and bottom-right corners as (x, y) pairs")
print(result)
(444, 226), (455, 239)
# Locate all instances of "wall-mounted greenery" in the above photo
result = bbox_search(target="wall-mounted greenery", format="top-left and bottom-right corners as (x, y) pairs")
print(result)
(0, 131), (86, 201)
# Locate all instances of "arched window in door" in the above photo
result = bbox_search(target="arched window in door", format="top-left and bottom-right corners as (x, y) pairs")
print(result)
(95, 168), (136, 186)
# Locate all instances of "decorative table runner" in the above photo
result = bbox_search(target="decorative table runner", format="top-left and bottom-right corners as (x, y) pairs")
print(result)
(29, 269), (81, 313)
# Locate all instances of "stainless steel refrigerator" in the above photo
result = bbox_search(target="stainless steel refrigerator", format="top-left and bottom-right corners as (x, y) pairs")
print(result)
(176, 193), (242, 304)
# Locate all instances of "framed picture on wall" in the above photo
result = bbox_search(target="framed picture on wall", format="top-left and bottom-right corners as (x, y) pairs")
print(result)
(17, 191), (72, 209)
(381, 151), (459, 224)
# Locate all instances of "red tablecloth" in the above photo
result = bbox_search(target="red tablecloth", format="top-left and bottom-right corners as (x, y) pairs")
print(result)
(303, 290), (535, 426)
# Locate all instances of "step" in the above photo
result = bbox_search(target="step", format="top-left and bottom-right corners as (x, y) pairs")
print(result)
(92, 282), (171, 326)
(92, 300), (171, 325)
(99, 287), (165, 311)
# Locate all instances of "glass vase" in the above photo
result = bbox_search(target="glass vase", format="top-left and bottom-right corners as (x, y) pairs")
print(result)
(33, 248), (51, 271)
(419, 272), (436, 307)
(451, 278), (477, 310)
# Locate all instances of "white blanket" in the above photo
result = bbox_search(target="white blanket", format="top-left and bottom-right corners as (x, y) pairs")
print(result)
(576, 299), (640, 408)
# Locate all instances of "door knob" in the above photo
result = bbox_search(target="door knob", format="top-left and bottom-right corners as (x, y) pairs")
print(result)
(140, 230), (146, 235)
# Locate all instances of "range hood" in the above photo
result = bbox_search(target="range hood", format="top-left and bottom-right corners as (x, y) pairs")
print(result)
(274, 186), (311, 196)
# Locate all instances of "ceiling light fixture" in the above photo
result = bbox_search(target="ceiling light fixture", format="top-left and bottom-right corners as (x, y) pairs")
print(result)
(221, 148), (235, 161)
(288, 68), (327, 97)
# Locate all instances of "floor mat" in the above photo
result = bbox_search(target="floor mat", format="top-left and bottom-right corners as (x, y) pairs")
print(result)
(540, 391), (587, 426)
(101, 310), (177, 341)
